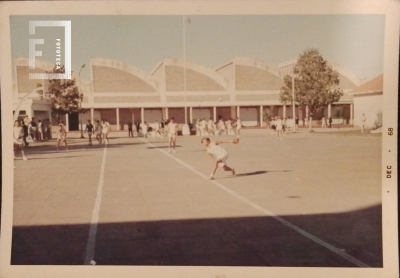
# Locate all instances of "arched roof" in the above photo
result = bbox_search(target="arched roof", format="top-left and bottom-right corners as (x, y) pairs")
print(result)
(216, 57), (283, 78)
(158, 58), (228, 92)
(91, 58), (159, 92)
(16, 58), (77, 79)
(216, 57), (284, 91)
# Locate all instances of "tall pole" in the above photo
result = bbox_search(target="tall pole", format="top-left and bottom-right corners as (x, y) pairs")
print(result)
(181, 16), (191, 136)
(79, 64), (85, 138)
(291, 66), (296, 132)
(183, 15), (187, 124)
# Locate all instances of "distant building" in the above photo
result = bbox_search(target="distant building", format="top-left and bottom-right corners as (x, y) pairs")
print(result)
(348, 74), (383, 129)
(13, 57), (364, 130)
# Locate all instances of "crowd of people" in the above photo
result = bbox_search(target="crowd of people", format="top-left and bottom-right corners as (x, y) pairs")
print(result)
(267, 116), (299, 140)
(194, 117), (242, 137)
(13, 116), (53, 160)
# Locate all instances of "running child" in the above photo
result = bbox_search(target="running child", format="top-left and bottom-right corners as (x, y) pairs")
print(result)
(14, 120), (28, 160)
(201, 137), (237, 180)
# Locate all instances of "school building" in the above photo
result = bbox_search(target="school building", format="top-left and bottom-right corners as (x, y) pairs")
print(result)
(13, 56), (368, 131)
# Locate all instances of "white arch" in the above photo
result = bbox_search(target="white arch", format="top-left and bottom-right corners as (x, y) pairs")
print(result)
(90, 58), (159, 91)
(216, 57), (283, 79)
(16, 57), (77, 79)
(157, 57), (228, 90)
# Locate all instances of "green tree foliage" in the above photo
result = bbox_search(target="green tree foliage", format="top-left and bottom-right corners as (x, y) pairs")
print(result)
(279, 48), (343, 115)
(46, 65), (82, 123)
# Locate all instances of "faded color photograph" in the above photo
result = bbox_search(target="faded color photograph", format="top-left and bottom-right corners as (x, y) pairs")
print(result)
(10, 14), (385, 268)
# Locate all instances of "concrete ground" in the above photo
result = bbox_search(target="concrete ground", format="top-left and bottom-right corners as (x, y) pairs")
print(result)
(11, 129), (382, 267)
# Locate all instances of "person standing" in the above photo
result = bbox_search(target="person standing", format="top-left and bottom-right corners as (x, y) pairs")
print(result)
(37, 120), (43, 141)
(30, 117), (37, 141)
(43, 119), (48, 140)
(207, 118), (214, 135)
(195, 119), (201, 136)
(328, 116), (333, 128)
(219, 118), (226, 135)
(141, 121), (149, 142)
(158, 119), (166, 138)
(56, 123), (68, 152)
(102, 119), (110, 144)
(167, 117), (178, 153)
(227, 118), (233, 135)
(360, 113), (366, 133)
(127, 122), (133, 137)
(200, 118), (207, 136)
(85, 120), (94, 145)
(321, 116), (326, 128)
(21, 119), (29, 147)
(295, 116), (299, 131)
(235, 117), (242, 137)
(201, 137), (236, 180)
(14, 120), (28, 160)
(275, 116), (283, 140)
(95, 120), (103, 144)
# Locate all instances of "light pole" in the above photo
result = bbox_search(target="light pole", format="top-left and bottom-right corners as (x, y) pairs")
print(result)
(291, 65), (297, 132)
(182, 15), (190, 135)
(79, 64), (85, 138)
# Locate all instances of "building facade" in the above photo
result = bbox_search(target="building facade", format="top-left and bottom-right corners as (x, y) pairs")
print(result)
(349, 74), (383, 129)
(13, 57), (363, 131)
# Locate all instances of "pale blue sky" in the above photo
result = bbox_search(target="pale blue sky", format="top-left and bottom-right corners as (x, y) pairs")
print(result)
(10, 15), (385, 81)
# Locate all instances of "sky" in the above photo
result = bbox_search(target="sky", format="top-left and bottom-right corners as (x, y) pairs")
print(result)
(10, 15), (385, 82)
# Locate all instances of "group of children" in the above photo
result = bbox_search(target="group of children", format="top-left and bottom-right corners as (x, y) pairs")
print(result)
(14, 117), (238, 181)
(195, 117), (242, 137)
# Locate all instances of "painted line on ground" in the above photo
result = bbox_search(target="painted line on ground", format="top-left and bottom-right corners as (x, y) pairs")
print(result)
(144, 139), (371, 268)
(84, 145), (108, 265)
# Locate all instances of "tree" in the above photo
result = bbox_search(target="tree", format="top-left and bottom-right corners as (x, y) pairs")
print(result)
(46, 65), (82, 124)
(280, 48), (343, 130)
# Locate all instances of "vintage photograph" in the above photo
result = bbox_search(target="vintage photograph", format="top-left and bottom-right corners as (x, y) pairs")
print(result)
(1, 1), (398, 278)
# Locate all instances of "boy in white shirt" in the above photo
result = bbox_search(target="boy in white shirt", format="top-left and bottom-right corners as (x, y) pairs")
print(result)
(167, 118), (178, 153)
(201, 137), (237, 180)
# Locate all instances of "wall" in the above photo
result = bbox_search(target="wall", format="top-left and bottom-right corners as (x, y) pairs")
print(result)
(353, 94), (383, 129)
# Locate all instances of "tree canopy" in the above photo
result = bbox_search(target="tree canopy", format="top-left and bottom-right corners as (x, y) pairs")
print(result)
(279, 48), (343, 115)
(46, 65), (82, 123)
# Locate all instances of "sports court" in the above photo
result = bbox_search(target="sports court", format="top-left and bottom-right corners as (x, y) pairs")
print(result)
(11, 129), (382, 267)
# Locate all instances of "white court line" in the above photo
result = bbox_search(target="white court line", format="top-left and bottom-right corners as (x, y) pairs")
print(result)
(84, 145), (108, 265)
(145, 140), (371, 268)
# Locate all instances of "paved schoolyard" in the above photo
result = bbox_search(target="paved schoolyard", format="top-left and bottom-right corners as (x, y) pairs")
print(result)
(11, 129), (382, 267)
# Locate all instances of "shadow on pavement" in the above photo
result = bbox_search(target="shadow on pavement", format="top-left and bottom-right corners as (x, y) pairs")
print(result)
(11, 204), (382, 267)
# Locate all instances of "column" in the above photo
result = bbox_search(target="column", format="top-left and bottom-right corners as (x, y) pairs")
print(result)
(141, 107), (144, 124)
(65, 114), (69, 131)
(350, 104), (353, 125)
(165, 107), (169, 119)
(213, 106), (217, 122)
(184, 107), (188, 124)
(189, 107), (193, 124)
(283, 105), (286, 118)
(90, 108), (94, 123)
(260, 106), (263, 127)
(116, 108), (120, 130)
(236, 106), (240, 118)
